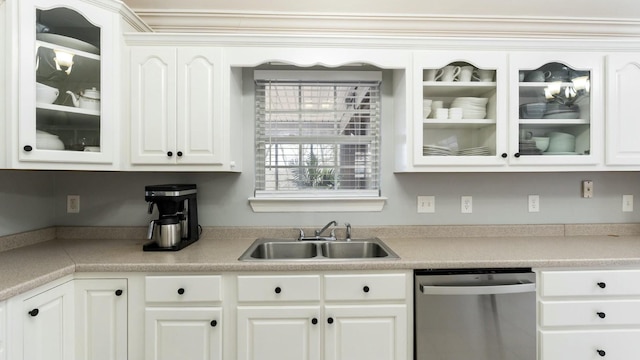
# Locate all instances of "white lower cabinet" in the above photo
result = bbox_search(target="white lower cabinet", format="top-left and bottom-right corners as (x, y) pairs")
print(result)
(538, 269), (640, 360)
(11, 279), (75, 360)
(145, 307), (223, 360)
(75, 278), (127, 360)
(236, 272), (410, 360)
(0, 301), (5, 360)
(144, 275), (223, 360)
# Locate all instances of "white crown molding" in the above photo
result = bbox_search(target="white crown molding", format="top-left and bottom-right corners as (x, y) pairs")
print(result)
(131, 9), (640, 39)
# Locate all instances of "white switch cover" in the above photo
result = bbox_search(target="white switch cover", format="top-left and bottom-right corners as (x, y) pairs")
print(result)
(623, 195), (634, 212)
(528, 195), (540, 213)
(461, 196), (472, 213)
(417, 196), (435, 213)
(67, 195), (80, 213)
(582, 180), (593, 198)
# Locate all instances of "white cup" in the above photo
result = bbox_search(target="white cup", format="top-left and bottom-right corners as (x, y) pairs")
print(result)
(430, 100), (444, 115)
(424, 69), (440, 82)
(473, 69), (495, 82)
(439, 65), (461, 82)
(458, 66), (474, 82)
(435, 108), (449, 119)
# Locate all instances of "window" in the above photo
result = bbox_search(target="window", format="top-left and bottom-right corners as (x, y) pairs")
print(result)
(253, 70), (382, 210)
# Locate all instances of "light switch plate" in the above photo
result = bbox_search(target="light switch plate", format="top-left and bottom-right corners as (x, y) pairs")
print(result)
(623, 195), (634, 212)
(461, 196), (472, 213)
(417, 196), (435, 213)
(528, 195), (540, 212)
(582, 180), (593, 198)
(67, 195), (80, 213)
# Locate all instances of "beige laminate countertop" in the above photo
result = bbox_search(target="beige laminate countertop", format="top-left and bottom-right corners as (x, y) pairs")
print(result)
(2, 227), (640, 301)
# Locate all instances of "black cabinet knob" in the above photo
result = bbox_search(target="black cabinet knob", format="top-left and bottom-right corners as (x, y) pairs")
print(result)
(23, 145), (33, 152)
(597, 349), (606, 357)
(274, 286), (282, 294)
(363, 286), (370, 293)
(311, 318), (318, 325)
(29, 309), (39, 317)
(177, 151), (183, 157)
(327, 317), (334, 324)
(167, 151), (173, 157)
(115, 289), (123, 296)
(177, 288), (185, 295)
(210, 320), (217, 327)
(597, 282), (606, 289)
(597, 312), (606, 319)
(514, 153), (521, 158)
(501, 153), (507, 158)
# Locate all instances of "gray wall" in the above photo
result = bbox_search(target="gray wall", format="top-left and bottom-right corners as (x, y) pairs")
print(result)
(1, 68), (640, 236)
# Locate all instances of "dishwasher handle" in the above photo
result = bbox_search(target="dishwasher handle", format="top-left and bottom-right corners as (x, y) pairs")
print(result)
(420, 281), (535, 296)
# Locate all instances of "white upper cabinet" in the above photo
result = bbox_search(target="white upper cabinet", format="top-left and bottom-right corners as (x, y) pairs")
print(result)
(5, 0), (147, 170)
(606, 54), (640, 167)
(128, 44), (237, 171)
(508, 52), (603, 167)
(412, 51), (508, 170)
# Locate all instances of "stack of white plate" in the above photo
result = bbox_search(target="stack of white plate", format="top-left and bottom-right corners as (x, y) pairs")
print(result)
(457, 146), (490, 156)
(450, 97), (488, 119)
(423, 145), (455, 156)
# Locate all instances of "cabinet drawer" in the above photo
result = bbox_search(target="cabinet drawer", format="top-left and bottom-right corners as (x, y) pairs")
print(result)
(540, 329), (640, 360)
(540, 300), (640, 327)
(237, 275), (321, 302)
(324, 273), (406, 301)
(145, 275), (222, 303)
(540, 270), (640, 297)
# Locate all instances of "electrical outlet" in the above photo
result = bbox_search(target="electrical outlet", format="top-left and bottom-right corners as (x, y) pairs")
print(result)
(528, 195), (540, 212)
(67, 195), (80, 213)
(582, 180), (594, 198)
(417, 196), (435, 213)
(623, 195), (634, 212)
(461, 196), (472, 213)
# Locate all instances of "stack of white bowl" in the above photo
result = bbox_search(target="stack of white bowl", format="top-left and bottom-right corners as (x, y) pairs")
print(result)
(546, 132), (576, 153)
(36, 130), (65, 150)
(450, 97), (488, 119)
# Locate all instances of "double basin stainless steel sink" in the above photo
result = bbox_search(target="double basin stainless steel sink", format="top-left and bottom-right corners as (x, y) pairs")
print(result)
(238, 237), (399, 261)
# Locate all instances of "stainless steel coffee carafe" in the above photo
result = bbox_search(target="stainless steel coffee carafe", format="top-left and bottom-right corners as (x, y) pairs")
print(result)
(147, 216), (181, 248)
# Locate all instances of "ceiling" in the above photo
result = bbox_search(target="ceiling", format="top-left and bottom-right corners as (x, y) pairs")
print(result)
(122, 0), (640, 20)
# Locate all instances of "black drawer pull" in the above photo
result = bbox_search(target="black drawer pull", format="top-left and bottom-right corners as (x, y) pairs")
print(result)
(597, 349), (606, 357)
(363, 286), (370, 293)
(167, 151), (173, 157)
(597, 312), (606, 319)
(115, 289), (123, 296)
(275, 286), (282, 294)
(597, 282), (606, 289)
(29, 309), (39, 317)
(177, 151), (183, 157)
(210, 320), (217, 327)
(177, 288), (185, 295)
(327, 317), (334, 324)
(23, 145), (33, 152)
(311, 318), (318, 325)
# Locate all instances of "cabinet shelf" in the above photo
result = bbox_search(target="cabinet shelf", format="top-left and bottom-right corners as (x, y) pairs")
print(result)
(36, 40), (100, 61)
(37, 103), (100, 117)
(423, 118), (496, 129)
(519, 119), (589, 125)
(423, 82), (496, 97)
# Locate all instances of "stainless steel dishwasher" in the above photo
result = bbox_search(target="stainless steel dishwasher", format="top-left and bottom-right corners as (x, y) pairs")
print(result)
(414, 268), (536, 360)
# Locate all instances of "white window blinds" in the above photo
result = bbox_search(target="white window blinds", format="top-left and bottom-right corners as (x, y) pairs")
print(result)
(254, 70), (382, 197)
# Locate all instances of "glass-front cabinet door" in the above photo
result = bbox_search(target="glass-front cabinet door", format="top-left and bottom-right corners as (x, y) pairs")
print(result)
(413, 51), (508, 168)
(508, 53), (603, 166)
(17, 0), (115, 166)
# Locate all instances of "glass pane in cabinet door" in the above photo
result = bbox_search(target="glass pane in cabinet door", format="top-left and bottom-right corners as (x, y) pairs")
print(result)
(422, 62), (497, 157)
(518, 62), (591, 156)
(35, 8), (101, 152)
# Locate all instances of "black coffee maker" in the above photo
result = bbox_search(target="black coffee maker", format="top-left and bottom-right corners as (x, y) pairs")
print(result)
(143, 184), (200, 251)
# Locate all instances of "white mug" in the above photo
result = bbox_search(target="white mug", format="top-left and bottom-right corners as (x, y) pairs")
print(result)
(458, 66), (474, 82)
(439, 65), (461, 82)
(424, 69), (441, 82)
(473, 69), (495, 82)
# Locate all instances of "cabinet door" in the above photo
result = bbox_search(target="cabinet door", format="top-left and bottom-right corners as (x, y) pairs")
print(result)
(540, 329), (640, 360)
(75, 279), (127, 360)
(176, 48), (224, 165)
(412, 51), (508, 169)
(130, 46), (177, 164)
(237, 306), (321, 360)
(324, 304), (407, 360)
(22, 281), (74, 360)
(509, 52), (603, 166)
(17, 0), (117, 167)
(0, 301), (5, 360)
(145, 307), (222, 360)
(606, 54), (640, 165)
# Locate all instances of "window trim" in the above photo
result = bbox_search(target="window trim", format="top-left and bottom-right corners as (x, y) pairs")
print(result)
(251, 69), (385, 212)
